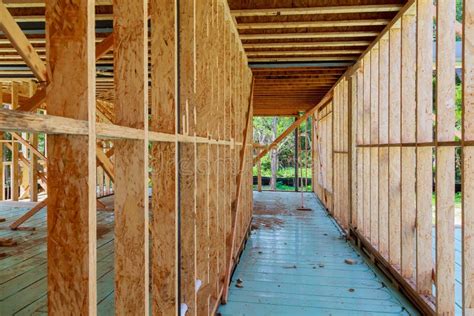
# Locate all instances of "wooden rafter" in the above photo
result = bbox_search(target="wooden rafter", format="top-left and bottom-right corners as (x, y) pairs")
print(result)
(231, 4), (403, 17)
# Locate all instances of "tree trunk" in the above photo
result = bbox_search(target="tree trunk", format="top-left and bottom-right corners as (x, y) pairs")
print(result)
(270, 117), (278, 190)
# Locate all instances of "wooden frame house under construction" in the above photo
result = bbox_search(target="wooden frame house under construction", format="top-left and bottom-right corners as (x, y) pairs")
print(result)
(0, 0), (473, 315)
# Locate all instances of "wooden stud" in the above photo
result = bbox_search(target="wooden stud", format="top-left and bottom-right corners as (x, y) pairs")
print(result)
(356, 68), (364, 230)
(416, 0), (433, 296)
(0, 82), (3, 201)
(179, 0), (197, 312)
(45, 0), (97, 313)
(150, 0), (178, 314)
(113, 0), (149, 313)
(362, 53), (371, 238)
(11, 82), (19, 201)
(400, 12), (416, 280)
(388, 27), (402, 267)
(378, 36), (389, 258)
(463, 0), (474, 312)
(29, 132), (38, 201)
(435, 0), (456, 313)
(370, 44), (379, 247)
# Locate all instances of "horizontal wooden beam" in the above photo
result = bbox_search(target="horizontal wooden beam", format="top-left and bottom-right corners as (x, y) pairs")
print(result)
(237, 19), (390, 30)
(0, 108), (240, 146)
(231, 4), (403, 17)
(249, 56), (357, 62)
(240, 31), (379, 41)
(244, 41), (371, 49)
(246, 50), (363, 57)
(3, 0), (111, 7)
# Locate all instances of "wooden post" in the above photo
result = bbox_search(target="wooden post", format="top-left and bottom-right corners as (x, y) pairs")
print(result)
(45, 0), (97, 313)
(463, 0), (474, 312)
(195, 0), (210, 314)
(179, 0), (197, 312)
(388, 26), (401, 267)
(113, 0), (149, 313)
(150, 0), (178, 314)
(0, 82), (3, 201)
(29, 133), (38, 201)
(400, 11), (416, 279)
(436, 0), (456, 313)
(355, 68), (364, 230)
(11, 82), (19, 201)
(362, 53), (371, 238)
(257, 147), (262, 192)
(370, 44), (379, 247)
(378, 35), (389, 257)
(416, 0), (433, 296)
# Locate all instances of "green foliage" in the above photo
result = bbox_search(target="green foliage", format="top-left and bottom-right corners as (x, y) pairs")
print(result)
(253, 166), (311, 178)
(457, 0), (463, 23)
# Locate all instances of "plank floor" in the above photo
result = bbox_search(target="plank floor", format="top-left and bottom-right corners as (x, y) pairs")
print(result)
(218, 191), (419, 316)
(0, 198), (116, 315)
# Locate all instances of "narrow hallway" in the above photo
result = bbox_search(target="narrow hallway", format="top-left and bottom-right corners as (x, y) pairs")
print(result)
(219, 192), (417, 315)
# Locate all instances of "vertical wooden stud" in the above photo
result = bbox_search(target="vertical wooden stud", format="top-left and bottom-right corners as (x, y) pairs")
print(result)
(378, 36), (389, 257)
(370, 44), (379, 247)
(400, 11), (417, 279)
(463, 0), (474, 312)
(388, 26), (402, 267)
(45, 0), (97, 313)
(436, 0), (456, 313)
(11, 82), (19, 201)
(113, 0), (149, 313)
(363, 53), (371, 238)
(416, 0), (433, 296)
(150, 0), (178, 314)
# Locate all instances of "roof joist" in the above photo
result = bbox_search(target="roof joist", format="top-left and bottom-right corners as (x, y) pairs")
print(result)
(231, 4), (403, 17)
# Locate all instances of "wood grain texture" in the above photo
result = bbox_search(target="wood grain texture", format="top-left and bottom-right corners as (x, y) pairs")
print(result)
(463, 0), (474, 312)
(388, 27), (401, 267)
(362, 55), (371, 238)
(378, 36), (389, 257)
(113, 0), (149, 313)
(45, 0), (97, 314)
(149, 0), (178, 314)
(400, 13), (416, 280)
(415, 0), (433, 296)
(370, 46), (379, 247)
(436, 0), (456, 314)
(11, 82), (19, 201)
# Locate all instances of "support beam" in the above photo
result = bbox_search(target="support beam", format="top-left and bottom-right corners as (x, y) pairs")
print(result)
(11, 82), (19, 201)
(231, 4), (403, 17)
(254, 92), (332, 163)
(29, 133), (38, 201)
(463, 0), (474, 312)
(45, 0), (97, 313)
(9, 199), (46, 230)
(415, 0), (433, 296)
(435, 0), (456, 314)
(113, 0), (149, 313)
(400, 12), (416, 280)
(150, 0), (178, 314)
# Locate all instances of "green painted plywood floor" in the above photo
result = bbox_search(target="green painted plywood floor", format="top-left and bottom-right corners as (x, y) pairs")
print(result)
(0, 199), (116, 315)
(218, 191), (418, 316)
